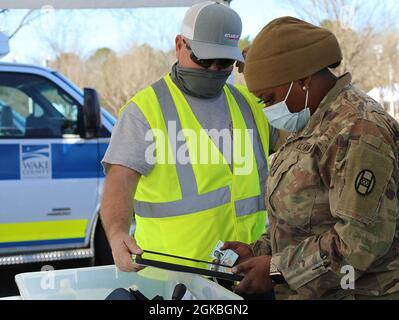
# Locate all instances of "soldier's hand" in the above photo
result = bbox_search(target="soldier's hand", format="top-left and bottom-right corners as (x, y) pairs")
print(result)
(232, 255), (273, 294)
(109, 232), (144, 272)
(221, 241), (254, 264)
(235, 46), (251, 73)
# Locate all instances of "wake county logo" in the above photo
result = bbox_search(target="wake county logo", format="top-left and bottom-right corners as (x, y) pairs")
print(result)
(20, 145), (51, 179)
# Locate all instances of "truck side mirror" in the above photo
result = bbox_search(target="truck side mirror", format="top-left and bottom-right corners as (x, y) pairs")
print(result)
(83, 88), (101, 139)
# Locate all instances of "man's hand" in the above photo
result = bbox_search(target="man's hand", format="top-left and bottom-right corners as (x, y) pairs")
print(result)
(109, 232), (143, 272)
(221, 241), (254, 264)
(232, 255), (273, 294)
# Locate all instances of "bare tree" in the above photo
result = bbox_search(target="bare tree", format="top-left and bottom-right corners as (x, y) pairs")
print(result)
(46, 43), (175, 115)
(115, 8), (182, 52)
(0, 9), (46, 39)
(37, 9), (177, 115)
(287, 0), (399, 91)
(89, 44), (175, 114)
(48, 52), (88, 87)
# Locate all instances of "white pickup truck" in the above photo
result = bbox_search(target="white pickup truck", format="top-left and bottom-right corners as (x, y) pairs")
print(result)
(0, 37), (116, 266)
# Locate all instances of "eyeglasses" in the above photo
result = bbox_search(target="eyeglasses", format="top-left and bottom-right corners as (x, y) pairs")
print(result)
(183, 39), (235, 70)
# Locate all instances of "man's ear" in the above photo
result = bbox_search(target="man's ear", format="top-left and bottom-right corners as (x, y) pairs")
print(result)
(175, 35), (183, 60)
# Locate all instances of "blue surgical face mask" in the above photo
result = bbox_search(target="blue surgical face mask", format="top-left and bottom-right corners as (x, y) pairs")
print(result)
(263, 81), (311, 132)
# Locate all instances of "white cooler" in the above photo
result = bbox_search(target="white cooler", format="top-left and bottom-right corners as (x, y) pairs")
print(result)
(14, 265), (242, 300)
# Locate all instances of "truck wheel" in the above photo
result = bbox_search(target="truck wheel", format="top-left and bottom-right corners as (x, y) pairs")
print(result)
(94, 217), (114, 266)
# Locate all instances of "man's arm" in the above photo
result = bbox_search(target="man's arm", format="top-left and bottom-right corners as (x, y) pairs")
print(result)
(100, 164), (142, 271)
(100, 101), (155, 271)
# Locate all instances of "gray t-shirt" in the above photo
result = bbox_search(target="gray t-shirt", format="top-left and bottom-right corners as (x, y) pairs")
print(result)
(102, 75), (277, 176)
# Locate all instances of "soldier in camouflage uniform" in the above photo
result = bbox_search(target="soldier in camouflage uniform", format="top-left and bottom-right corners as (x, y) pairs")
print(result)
(224, 17), (399, 299)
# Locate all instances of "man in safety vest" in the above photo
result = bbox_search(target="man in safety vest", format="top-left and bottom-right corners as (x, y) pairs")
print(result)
(100, 1), (278, 272)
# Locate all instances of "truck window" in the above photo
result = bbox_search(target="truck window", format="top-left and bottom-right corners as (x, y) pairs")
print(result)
(0, 72), (81, 138)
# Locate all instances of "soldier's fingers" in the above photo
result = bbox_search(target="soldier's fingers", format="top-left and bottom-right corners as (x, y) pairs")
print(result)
(221, 241), (241, 250)
(233, 277), (251, 294)
(232, 260), (252, 275)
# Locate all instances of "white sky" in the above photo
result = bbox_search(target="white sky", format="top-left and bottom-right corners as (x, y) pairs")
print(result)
(1, 0), (398, 64)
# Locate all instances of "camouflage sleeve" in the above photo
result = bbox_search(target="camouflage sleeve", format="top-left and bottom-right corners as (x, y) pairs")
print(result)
(271, 119), (398, 297)
(250, 232), (272, 256)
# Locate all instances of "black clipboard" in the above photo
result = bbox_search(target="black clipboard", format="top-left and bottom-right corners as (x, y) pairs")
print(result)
(135, 250), (244, 282)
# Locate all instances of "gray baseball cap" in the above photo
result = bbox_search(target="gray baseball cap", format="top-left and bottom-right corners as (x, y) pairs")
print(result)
(181, 1), (244, 62)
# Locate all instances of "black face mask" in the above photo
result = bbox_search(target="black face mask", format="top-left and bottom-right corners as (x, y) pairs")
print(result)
(172, 63), (232, 99)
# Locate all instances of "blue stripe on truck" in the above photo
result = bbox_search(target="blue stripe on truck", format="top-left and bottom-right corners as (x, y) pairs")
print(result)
(0, 237), (86, 248)
(0, 144), (20, 180)
(52, 143), (103, 179)
(0, 143), (107, 180)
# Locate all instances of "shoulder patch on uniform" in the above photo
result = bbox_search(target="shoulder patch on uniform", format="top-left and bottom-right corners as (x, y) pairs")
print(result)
(335, 140), (393, 224)
(355, 169), (375, 196)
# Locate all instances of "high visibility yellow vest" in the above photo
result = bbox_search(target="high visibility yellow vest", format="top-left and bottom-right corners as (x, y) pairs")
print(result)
(120, 74), (270, 262)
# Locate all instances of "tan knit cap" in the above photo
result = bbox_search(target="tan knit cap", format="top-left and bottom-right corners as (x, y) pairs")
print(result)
(244, 16), (342, 92)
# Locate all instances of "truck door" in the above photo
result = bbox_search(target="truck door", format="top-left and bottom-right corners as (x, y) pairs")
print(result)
(0, 72), (99, 254)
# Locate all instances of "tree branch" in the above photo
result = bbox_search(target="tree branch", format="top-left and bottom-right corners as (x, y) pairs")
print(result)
(9, 9), (47, 39)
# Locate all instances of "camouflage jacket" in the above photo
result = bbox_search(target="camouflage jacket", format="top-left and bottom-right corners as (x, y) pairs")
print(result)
(251, 73), (399, 299)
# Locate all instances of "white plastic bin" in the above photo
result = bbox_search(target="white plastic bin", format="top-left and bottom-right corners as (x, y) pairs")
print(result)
(15, 265), (242, 300)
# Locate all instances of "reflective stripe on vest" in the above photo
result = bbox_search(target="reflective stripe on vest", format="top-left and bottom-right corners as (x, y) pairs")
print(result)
(134, 78), (267, 218)
(227, 84), (267, 217)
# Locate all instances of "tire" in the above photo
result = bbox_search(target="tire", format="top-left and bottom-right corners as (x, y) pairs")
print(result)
(94, 217), (114, 266)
